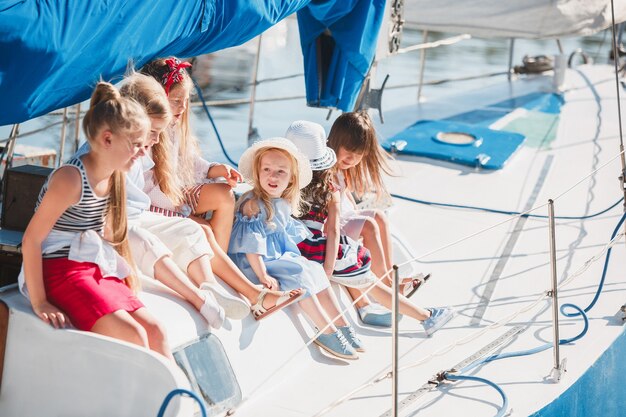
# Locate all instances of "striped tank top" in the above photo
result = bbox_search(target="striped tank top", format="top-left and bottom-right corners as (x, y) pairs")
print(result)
(37, 157), (110, 258)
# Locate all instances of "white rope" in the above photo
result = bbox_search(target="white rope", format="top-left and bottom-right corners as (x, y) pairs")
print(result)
(313, 232), (624, 416)
(242, 148), (625, 411)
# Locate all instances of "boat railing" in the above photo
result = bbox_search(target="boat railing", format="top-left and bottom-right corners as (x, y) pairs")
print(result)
(309, 154), (626, 416)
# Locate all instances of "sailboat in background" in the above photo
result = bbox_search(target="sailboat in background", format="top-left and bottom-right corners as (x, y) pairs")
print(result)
(1, 1), (626, 416)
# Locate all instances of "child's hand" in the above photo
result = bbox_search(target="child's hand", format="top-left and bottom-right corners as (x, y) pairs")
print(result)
(32, 301), (69, 329)
(260, 275), (279, 290)
(209, 164), (242, 188)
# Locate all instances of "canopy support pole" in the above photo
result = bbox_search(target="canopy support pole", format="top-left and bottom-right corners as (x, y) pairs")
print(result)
(57, 107), (68, 167)
(417, 30), (428, 102)
(507, 38), (515, 81)
(391, 265), (400, 417)
(247, 35), (262, 147)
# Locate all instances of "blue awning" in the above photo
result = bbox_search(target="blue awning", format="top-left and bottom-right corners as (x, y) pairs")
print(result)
(0, 0), (312, 125)
(0, 0), (386, 125)
(296, 0), (385, 111)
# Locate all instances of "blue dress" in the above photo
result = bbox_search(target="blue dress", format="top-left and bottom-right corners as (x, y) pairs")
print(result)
(228, 197), (329, 298)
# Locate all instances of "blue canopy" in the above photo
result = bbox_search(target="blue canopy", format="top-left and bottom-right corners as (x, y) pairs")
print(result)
(297, 0), (385, 111)
(0, 0), (384, 125)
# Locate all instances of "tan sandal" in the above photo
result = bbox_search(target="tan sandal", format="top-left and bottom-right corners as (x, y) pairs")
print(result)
(251, 288), (306, 321)
(402, 273), (431, 299)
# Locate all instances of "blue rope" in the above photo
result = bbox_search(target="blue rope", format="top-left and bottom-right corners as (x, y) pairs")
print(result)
(192, 78), (240, 167)
(444, 373), (509, 417)
(391, 193), (623, 220)
(157, 388), (207, 417)
(562, 211), (626, 315)
(440, 209), (624, 413)
(460, 303), (589, 375)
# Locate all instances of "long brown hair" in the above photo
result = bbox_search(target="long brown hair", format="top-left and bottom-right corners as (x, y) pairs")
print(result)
(120, 72), (183, 205)
(83, 81), (149, 291)
(141, 57), (199, 191)
(237, 148), (303, 221)
(327, 111), (393, 200)
(299, 169), (334, 220)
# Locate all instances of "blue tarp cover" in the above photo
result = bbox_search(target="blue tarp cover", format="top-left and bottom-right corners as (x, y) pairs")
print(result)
(297, 0), (385, 111)
(0, 0), (383, 125)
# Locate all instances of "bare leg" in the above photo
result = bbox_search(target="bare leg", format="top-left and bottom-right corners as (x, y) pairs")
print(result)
(360, 215), (415, 289)
(186, 254), (217, 288)
(90, 309), (173, 359)
(346, 287), (372, 309)
(198, 224), (303, 310)
(316, 288), (348, 327)
(192, 183), (235, 252)
(130, 308), (173, 359)
(299, 295), (337, 334)
(360, 217), (390, 279)
(366, 283), (430, 321)
(153, 256), (204, 310)
(372, 210), (394, 276)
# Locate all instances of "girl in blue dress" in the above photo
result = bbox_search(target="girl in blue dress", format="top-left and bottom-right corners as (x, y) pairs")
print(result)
(229, 138), (363, 360)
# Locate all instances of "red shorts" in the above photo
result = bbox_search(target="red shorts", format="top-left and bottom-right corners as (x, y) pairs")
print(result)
(43, 258), (144, 331)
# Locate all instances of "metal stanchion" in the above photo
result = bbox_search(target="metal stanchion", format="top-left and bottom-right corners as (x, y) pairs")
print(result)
(547, 199), (566, 382)
(391, 265), (399, 416)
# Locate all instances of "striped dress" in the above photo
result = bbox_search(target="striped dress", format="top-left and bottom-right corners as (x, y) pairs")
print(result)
(35, 156), (143, 331)
(37, 157), (109, 258)
(297, 196), (372, 282)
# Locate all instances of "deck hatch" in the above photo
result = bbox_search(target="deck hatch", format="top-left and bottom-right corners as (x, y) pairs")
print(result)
(173, 333), (242, 416)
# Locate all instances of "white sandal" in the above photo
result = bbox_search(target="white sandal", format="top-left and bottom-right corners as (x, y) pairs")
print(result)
(250, 288), (305, 321)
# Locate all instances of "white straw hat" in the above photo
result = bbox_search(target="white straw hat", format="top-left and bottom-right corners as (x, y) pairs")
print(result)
(285, 120), (336, 171)
(238, 137), (312, 189)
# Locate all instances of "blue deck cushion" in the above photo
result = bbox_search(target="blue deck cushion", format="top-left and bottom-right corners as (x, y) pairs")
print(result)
(383, 120), (525, 170)
(446, 92), (564, 127)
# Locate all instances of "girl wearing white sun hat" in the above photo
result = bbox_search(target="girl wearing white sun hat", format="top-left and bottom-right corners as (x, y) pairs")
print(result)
(287, 120), (453, 336)
(229, 137), (362, 360)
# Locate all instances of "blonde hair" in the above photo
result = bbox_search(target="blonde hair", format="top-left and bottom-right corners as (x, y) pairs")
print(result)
(82, 81), (149, 291)
(120, 72), (183, 205)
(141, 57), (199, 192)
(327, 111), (393, 200)
(238, 147), (303, 221)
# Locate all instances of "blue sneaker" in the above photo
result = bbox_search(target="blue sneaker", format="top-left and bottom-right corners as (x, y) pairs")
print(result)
(357, 304), (403, 328)
(314, 330), (359, 360)
(422, 307), (454, 336)
(338, 325), (366, 352)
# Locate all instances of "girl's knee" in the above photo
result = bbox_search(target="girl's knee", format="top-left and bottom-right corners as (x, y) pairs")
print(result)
(119, 320), (150, 347)
(361, 218), (379, 236)
(204, 183), (235, 206)
(373, 210), (388, 226)
(142, 319), (168, 345)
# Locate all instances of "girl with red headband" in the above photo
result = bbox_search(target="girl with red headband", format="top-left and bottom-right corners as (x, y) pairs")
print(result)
(140, 57), (239, 252)
(140, 57), (304, 320)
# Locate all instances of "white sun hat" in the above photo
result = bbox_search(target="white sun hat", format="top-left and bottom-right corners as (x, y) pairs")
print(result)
(285, 120), (336, 171)
(238, 137), (312, 189)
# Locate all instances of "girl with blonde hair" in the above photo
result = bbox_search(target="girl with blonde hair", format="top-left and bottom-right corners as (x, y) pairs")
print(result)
(20, 82), (172, 359)
(229, 138), (362, 359)
(140, 57), (239, 252)
(139, 59), (304, 321)
(288, 120), (453, 336)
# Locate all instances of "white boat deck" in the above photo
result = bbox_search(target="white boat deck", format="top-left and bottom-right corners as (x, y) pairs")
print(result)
(1, 65), (624, 417)
(214, 65), (626, 417)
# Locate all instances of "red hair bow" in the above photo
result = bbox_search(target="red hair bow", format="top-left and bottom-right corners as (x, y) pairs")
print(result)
(162, 58), (192, 95)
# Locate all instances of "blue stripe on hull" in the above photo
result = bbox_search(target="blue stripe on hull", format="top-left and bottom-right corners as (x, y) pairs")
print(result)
(530, 326), (626, 417)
